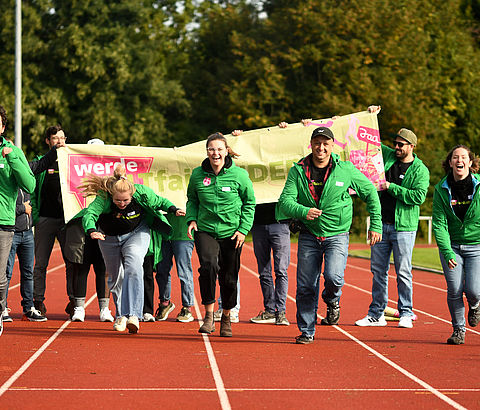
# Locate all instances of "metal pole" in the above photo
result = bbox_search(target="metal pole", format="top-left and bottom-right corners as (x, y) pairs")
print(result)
(14, 0), (22, 148)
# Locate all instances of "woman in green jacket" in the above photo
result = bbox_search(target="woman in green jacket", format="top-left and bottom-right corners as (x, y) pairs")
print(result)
(186, 132), (255, 337)
(80, 165), (183, 334)
(432, 145), (480, 345)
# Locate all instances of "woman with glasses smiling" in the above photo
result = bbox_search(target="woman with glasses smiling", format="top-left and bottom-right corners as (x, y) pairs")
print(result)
(79, 165), (183, 334)
(186, 132), (255, 337)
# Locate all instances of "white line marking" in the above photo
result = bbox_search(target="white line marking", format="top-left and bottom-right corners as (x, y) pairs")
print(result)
(241, 262), (468, 410)
(193, 298), (231, 410)
(0, 293), (97, 398)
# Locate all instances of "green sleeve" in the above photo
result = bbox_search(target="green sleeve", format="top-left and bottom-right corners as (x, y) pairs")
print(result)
(186, 171), (200, 225)
(82, 195), (109, 233)
(237, 171), (256, 235)
(388, 163), (429, 206)
(6, 146), (36, 193)
(432, 188), (456, 262)
(278, 166), (310, 220)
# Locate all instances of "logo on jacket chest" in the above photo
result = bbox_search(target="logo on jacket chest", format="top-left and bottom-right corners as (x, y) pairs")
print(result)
(203, 177), (211, 186)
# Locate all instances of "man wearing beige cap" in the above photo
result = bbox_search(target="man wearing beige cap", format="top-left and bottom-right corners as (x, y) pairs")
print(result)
(356, 106), (429, 329)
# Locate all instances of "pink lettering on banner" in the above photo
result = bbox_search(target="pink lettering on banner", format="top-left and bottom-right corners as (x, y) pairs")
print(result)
(67, 154), (154, 208)
(357, 126), (381, 146)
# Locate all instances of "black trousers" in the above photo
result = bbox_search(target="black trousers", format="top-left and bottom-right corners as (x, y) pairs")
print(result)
(143, 254), (155, 314)
(194, 231), (242, 310)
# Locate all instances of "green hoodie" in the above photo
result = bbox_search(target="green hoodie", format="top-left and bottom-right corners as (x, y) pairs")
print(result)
(278, 153), (382, 237)
(186, 156), (256, 239)
(0, 137), (36, 225)
(432, 173), (480, 262)
(82, 184), (175, 265)
(381, 144), (430, 231)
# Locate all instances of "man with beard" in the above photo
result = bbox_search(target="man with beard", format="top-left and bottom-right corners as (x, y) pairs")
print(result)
(356, 106), (429, 329)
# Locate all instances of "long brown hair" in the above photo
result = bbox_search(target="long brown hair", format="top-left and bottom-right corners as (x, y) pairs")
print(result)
(441, 145), (480, 174)
(77, 165), (136, 198)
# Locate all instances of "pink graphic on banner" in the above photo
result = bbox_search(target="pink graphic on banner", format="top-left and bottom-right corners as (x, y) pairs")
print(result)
(67, 154), (154, 208)
(356, 126), (381, 154)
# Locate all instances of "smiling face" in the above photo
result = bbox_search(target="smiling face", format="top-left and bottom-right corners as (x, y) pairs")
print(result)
(112, 190), (133, 209)
(207, 139), (227, 172)
(393, 137), (414, 161)
(449, 147), (472, 181)
(311, 136), (334, 167)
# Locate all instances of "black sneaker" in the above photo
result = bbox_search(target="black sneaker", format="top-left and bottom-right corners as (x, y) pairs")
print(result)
(468, 303), (480, 327)
(295, 334), (314, 344)
(321, 301), (340, 325)
(447, 329), (465, 345)
(34, 300), (47, 316)
(155, 301), (175, 321)
(22, 307), (48, 322)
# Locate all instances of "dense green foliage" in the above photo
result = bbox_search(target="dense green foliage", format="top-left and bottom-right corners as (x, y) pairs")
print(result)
(1, 0), (480, 234)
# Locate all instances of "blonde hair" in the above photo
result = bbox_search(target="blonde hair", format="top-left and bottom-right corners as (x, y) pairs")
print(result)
(78, 165), (136, 198)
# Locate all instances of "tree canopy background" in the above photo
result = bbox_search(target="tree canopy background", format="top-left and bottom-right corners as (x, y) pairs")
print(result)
(1, 0), (480, 235)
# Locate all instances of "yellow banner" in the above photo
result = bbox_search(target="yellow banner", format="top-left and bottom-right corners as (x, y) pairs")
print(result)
(57, 110), (384, 222)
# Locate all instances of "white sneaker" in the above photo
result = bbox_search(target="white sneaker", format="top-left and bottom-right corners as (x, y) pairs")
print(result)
(398, 316), (413, 328)
(113, 316), (127, 332)
(71, 306), (85, 322)
(127, 316), (140, 334)
(99, 307), (114, 322)
(230, 310), (239, 323)
(355, 315), (387, 327)
(143, 312), (155, 322)
(2, 307), (13, 322)
(213, 308), (223, 322)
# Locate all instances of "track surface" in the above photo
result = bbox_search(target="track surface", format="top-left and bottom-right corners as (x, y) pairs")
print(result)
(0, 243), (478, 409)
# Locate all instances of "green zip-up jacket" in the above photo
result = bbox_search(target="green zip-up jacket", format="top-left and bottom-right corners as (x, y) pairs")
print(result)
(432, 173), (480, 263)
(82, 184), (175, 266)
(381, 144), (430, 231)
(186, 156), (256, 239)
(277, 153), (382, 237)
(0, 137), (36, 225)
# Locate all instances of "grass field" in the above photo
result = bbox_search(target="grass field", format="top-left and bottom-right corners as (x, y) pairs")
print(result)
(348, 246), (443, 272)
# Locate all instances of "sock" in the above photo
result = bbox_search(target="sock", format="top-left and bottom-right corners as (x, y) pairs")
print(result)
(98, 298), (109, 310)
(74, 297), (86, 308)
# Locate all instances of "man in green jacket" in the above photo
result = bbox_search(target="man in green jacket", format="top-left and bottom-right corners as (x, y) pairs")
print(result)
(278, 126), (382, 344)
(356, 108), (430, 329)
(0, 105), (36, 336)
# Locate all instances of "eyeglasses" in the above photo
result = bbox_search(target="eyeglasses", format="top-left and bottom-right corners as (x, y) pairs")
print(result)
(51, 136), (67, 141)
(394, 141), (410, 148)
(207, 147), (225, 153)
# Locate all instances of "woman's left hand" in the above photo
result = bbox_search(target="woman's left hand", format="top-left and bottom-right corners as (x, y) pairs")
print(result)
(231, 231), (245, 248)
(448, 258), (458, 269)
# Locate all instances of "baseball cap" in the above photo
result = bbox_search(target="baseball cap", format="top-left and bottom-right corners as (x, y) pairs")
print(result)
(396, 128), (417, 146)
(311, 127), (334, 140)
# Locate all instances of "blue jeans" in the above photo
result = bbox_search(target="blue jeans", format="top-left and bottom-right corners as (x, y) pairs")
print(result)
(252, 222), (290, 313)
(369, 224), (416, 319)
(98, 221), (150, 318)
(439, 243), (480, 331)
(0, 231), (14, 312)
(6, 230), (35, 312)
(156, 240), (195, 307)
(296, 232), (349, 337)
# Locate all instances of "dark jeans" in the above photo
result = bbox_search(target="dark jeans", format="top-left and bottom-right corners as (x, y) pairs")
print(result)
(143, 254), (155, 315)
(194, 231), (242, 310)
(6, 230), (35, 312)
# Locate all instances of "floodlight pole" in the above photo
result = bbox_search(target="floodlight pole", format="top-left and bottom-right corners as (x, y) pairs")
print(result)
(14, 0), (22, 148)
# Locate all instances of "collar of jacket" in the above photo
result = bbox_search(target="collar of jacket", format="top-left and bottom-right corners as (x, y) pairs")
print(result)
(201, 154), (233, 174)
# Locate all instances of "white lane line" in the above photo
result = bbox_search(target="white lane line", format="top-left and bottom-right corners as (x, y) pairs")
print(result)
(0, 293), (96, 398)
(240, 262), (468, 410)
(7, 263), (66, 292)
(345, 262), (446, 293)
(7, 387), (480, 392)
(193, 298), (231, 410)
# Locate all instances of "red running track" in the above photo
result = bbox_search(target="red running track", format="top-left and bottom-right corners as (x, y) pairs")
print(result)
(0, 243), (478, 409)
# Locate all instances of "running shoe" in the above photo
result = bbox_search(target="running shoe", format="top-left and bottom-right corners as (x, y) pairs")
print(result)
(250, 310), (276, 324)
(71, 306), (85, 322)
(355, 315), (387, 327)
(275, 311), (290, 326)
(22, 307), (48, 322)
(99, 307), (115, 322)
(176, 307), (194, 323)
(155, 302), (175, 321)
(113, 316), (127, 332)
(295, 334), (314, 344)
(2, 307), (12, 322)
(320, 301), (340, 325)
(447, 329), (465, 345)
(127, 316), (140, 334)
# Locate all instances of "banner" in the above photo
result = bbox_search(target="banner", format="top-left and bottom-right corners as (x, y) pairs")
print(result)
(57, 110), (385, 222)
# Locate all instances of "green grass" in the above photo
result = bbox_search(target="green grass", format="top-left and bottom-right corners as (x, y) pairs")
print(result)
(349, 246), (443, 272)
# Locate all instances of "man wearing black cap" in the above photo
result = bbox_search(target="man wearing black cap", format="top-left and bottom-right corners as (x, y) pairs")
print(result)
(356, 106), (429, 329)
(278, 124), (383, 344)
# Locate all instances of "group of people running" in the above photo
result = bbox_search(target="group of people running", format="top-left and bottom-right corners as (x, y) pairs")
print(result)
(0, 103), (479, 346)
